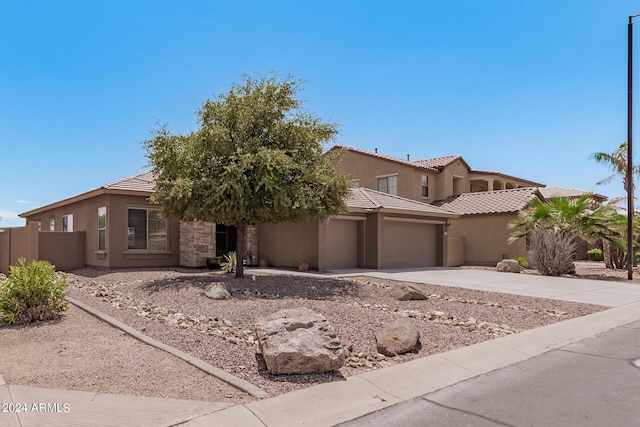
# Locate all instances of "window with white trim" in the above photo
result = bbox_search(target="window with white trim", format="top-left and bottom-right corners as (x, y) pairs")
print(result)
(98, 207), (106, 251)
(127, 208), (166, 251)
(421, 175), (429, 198)
(349, 179), (360, 189)
(49, 218), (55, 231)
(377, 175), (398, 195)
(62, 214), (73, 232)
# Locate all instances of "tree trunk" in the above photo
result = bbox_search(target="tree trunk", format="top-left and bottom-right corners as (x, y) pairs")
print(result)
(235, 219), (246, 278)
(603, 238), (614, 269)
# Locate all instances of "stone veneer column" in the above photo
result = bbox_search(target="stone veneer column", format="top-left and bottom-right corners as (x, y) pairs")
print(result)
(244, 225), (258, 266)
(179, 221), (216, 267)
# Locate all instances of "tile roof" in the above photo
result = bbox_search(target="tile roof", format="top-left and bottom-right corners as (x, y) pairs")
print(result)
(330, 145), (440, 172)
(432, 187), (542, 215)
(469, 170), (545, 187)
(538, 186), (607, 201)
(348, 188), (458, 217)
(412, 155), (464, 170)
(103, 170), (156, 193)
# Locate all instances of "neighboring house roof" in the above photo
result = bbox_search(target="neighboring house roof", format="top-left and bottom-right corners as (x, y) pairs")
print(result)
(469, 169), (545, 187)
(432, 187), (542, 216)
(348, 188), (459, 218)
(538, 186), (607, 202)
(20, 170), (155, 218)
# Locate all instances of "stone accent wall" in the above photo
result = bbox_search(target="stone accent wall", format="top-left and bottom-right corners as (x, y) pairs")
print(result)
(244, 225), (258, 266)
(179, 221), (216, 267)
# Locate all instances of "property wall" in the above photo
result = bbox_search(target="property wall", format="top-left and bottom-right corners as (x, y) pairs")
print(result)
(0, 228), (10, 274)
(258, 221), (320, 269)
(9, 223), (39, 267)
(38, 231), (86, 271)
(447, 213), (526, 266)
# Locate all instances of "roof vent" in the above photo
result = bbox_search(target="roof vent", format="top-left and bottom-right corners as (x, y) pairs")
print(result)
(374, 147), (378, 153)
(407, 154), (410, 161)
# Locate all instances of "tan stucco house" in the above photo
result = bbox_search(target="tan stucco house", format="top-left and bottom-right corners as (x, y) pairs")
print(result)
(1, 167), (459, 274)
(0, 144), (604, 274)
(329, 145), (603, 266)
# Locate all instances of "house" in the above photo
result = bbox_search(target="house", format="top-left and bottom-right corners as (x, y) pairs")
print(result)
(0, 144), (604, 274)
(329, 145), (608, 265)
(1, 169), (459, 274)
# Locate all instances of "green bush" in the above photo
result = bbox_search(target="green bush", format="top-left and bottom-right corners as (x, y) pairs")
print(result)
(587, 248), (604, 261)
(513, 257), (529, 268)
(0, 258), (67, 325)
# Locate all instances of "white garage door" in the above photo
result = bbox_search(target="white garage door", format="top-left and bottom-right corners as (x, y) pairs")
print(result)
(326, 219), (358, 269)
(383, 221), (437, 268)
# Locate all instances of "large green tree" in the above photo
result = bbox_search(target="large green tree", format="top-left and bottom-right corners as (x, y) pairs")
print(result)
(144, 75), (349, 277)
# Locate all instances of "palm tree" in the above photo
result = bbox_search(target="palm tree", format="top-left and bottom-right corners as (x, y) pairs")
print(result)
(508, 194), (620, 245)
(591, 141), (640, 193)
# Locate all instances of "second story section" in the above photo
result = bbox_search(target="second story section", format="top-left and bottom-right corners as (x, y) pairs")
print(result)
(328, 145), (544, 202)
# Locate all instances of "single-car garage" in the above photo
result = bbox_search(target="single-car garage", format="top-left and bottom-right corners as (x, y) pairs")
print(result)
(325, 218), (360, 269)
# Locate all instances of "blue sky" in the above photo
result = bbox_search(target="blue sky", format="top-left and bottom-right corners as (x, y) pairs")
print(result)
(1, 0), (639, 227)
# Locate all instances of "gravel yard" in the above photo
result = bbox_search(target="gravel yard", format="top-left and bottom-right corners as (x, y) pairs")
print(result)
(1, 267), (608, 403)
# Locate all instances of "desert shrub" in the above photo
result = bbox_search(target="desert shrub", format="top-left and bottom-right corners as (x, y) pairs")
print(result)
(528, 228), (576, 276)
(0, 258), (67, 325)
(513, 257), (529, 268)
(220, 251), (237, 273)
(587, 248), (604, 261)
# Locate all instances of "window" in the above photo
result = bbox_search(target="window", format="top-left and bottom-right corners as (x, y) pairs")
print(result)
(98, 207), (106, 251)
(349, 179), (360, 189)
(421, 175), (429, 198)
(377, 175), (398, 195)
(127, 208), (166, 250)
(62, 214), (73, 232)
(49, 218), (55, 231)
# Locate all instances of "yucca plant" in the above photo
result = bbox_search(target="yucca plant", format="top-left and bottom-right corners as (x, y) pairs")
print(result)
(0, 258), (67, 324)
(220, 251), (237, 273)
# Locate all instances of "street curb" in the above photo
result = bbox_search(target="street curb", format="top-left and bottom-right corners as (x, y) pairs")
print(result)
(67, 296), (268, 399)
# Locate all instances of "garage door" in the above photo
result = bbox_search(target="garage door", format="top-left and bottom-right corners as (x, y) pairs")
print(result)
(383, 221), (437, 268)
(326, 219), (358, 269)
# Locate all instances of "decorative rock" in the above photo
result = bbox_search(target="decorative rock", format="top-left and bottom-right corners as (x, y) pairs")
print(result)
(376, 319), (420, 357)
(389, 284), (428, 300)
(496, 259), (521, 273)
(254, 307), (345, 375)
(298, 261), (309, 272)
(204, 282), (232, 300)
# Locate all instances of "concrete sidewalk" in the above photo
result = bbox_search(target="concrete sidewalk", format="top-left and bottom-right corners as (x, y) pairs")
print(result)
(2, 269), (640, 426)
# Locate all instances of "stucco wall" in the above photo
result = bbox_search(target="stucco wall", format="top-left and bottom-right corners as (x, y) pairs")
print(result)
(38, 231), (86, 271)
(447, 213), (526, 266)
(334, 150), (432, 200)
(24, 193), (180, 268)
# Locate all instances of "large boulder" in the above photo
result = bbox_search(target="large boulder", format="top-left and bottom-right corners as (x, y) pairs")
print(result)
(496, 259), (521, 273)
(255, 307), (345, 375)
(204, 282), (232, 300)
(376, 319), (420, 357)
(389, 283), (428, 301)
